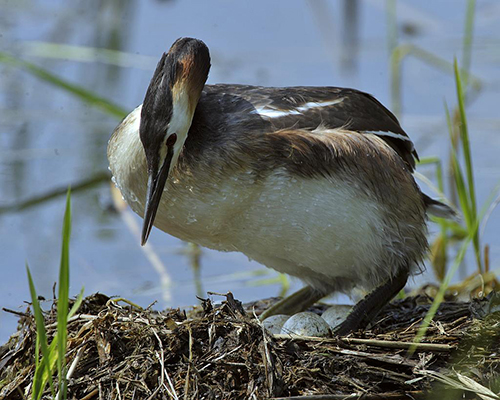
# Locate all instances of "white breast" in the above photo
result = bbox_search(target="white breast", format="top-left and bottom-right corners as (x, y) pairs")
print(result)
(217, 172), (388, 292)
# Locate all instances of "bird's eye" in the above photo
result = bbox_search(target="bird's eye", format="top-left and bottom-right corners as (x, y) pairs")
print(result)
(166, 133), (177, 147)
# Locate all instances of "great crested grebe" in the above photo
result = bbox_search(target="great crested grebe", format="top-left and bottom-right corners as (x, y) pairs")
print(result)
(108, 37), (454, 334)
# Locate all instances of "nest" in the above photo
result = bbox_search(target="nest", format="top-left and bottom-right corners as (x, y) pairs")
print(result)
(1, 292), (499, 399)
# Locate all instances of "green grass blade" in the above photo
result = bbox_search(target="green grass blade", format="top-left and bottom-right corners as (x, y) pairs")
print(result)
(35, 334), (40, 368)
(417, 156), (446, 202)
(454, 58), (482, 272)
(435, 160), (444, 194)
(454, 59), (477, 217)
(26, 264), (54, 399)
(0, 172), (109, 214)
(23, 41), (156, 70)
(389, 45), (409, 117)
(68, 287), (85, 320)
(462, 0), (476, 88)
(416, 156), (447, 209)
(450, 146), (470, 223)
(25, 189), (83, 400)
(386, 0), (398, 70)
(414, 157), (451, 282)
(409, 234), (472, 355)
(0, 52), (127, 119)
(410, 179), (496, 354)
(56, 189), (72, 397)
(417, 156), (441, 166)
(445, 102), (471, 225)
(480, 184), (500, 238)
(33, 338), (59, 400)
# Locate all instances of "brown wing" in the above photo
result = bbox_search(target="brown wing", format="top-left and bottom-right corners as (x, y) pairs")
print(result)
(204, 85), (418, 171)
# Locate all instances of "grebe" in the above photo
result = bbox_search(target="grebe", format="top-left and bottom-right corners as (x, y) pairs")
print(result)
(108, 37), (453, 334)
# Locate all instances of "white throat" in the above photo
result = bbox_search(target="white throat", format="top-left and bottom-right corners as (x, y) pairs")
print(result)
(162, 90), (194, 174)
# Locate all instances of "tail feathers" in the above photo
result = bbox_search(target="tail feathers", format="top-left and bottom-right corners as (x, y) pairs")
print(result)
(423, 194), (459, 220)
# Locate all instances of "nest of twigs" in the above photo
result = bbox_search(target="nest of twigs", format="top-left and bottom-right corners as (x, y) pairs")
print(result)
(1, 292), (499, 399)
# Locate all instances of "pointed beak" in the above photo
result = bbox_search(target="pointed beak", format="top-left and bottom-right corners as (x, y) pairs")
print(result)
(141, 146), (174, 245)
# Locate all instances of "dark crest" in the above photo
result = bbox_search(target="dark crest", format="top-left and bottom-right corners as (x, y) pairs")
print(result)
(139, 38), (210, 173)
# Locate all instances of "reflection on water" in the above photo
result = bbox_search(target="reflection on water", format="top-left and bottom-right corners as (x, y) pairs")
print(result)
(1, 0), (499, 342)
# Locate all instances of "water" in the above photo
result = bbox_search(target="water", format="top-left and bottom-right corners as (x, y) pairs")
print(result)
(1, 0), (499, 343)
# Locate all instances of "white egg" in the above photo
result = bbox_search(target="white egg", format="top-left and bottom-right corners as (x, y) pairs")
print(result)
(262, 314), (290, 334)
(281, 312), (330, 337)
(321, 305), (352, 329)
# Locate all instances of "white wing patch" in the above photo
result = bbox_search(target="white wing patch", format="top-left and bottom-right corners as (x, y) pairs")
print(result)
(364, 130), (413, 142)
(252, 98), (344, 119)
(252, 108), (301, 118)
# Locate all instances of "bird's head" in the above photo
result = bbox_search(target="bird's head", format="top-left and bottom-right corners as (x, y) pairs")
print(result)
(139, 37), (210, 245)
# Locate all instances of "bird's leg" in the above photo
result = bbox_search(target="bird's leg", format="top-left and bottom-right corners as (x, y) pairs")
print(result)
(259, 285), (327, 321)
(334, 267), (409, 336)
